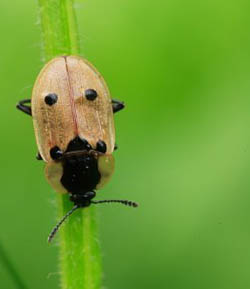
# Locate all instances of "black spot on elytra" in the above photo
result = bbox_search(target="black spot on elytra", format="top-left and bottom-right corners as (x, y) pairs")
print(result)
(50, 146), (63, 160)
(65, 136), (92, 152)
(45, 93), (58, 106)
(96, 140), (107, 153)
(85, 89), (98, 101)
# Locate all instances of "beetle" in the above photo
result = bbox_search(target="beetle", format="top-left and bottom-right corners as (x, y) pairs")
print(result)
(17, 55), (138, 242)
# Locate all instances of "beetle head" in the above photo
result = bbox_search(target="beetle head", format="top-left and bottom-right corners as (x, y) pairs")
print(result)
(70, 191), (96, 207)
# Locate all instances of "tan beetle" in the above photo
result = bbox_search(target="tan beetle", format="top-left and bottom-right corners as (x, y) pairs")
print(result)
(17, 55), (138, 242)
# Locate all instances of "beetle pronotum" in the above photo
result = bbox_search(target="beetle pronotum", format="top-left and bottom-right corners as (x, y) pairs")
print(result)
(17, 55), (138, 242)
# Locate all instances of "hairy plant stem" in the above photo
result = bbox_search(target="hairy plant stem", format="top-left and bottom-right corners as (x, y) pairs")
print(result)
(38, 1), (102, 288)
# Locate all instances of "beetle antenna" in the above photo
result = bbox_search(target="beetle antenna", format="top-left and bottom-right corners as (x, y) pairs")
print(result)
(48, 205), (79, 243)
(91, 199), (138, 208)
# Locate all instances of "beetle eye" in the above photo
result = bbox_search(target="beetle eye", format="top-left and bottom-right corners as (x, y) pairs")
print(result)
(85, 89), (98, 101)
(45, 93), (58, 105)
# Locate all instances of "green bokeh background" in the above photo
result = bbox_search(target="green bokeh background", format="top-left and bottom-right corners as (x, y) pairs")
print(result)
(1, 0), (250, 288)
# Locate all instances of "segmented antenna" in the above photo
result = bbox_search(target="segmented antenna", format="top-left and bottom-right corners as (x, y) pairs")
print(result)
(48, 205), (79, 243)
(48, 199), (138, 243)
(91, 199), (138, 207)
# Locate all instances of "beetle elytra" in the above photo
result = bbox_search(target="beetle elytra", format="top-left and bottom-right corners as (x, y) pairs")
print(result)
(17, 55), (138, 242)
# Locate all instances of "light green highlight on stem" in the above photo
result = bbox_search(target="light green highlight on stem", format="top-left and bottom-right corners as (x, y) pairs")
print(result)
(37, 0), (102, 288)
(58, 197), (102, 289)
(38, 0), (79, 61)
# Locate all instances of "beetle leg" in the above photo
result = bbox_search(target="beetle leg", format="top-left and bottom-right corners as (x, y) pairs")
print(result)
(36, 152), (43, 161)
(16, 99), (32, 116)
(112, 99), (125, 113)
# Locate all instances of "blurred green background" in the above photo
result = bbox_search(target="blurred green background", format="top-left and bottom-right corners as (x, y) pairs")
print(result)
(1, 0), (250, 288)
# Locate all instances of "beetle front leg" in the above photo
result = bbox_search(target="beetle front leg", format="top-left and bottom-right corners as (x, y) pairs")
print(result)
(112, 99), (125, 113)
(36, 152), (43, 161)
(16, 99), (32, 116)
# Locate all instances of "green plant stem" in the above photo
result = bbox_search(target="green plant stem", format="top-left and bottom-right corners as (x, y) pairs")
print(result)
(38, 1), (102, 288)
